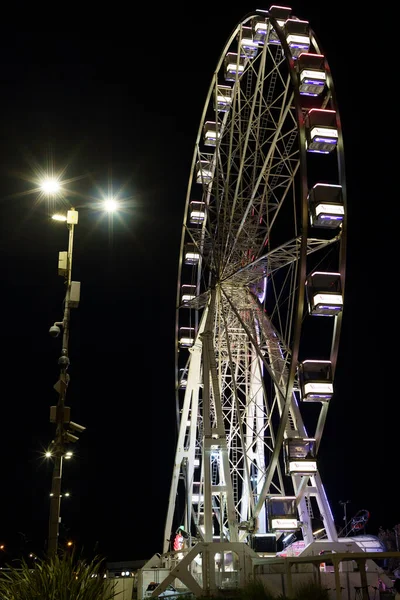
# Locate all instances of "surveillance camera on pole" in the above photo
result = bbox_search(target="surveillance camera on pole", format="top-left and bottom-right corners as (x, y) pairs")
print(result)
(65, 419), (86, 444)
(65, 432), (79, 443)
(69, 421), (86, 434)
(50, 408), (86, 442)
(49, 323), (62, 338)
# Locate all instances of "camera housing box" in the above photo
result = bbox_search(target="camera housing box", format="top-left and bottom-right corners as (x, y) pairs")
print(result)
(58, 252), (68, 277)
(69, 281), (81, 308)
(50, 405), (71, 423)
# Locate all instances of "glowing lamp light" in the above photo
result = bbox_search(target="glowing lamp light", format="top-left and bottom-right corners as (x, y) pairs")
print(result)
(51, 214), (67, 222)
(103, 198), (119, 212)
(41, 178), (61, 194)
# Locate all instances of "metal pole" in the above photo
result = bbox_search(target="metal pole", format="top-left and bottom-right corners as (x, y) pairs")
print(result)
(339, 500), (350, 535)
(47, 218), (75, 557)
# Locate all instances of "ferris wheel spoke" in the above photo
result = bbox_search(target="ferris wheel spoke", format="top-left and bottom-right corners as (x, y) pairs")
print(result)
(222, 90), (296, 275)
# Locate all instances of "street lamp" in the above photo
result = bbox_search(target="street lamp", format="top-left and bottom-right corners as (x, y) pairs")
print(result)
(47, 207), (83, 558)
(45, 193), (118, 557)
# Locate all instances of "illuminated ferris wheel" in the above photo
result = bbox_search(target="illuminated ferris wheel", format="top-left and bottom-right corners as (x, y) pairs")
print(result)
(164, 4), (346, 555)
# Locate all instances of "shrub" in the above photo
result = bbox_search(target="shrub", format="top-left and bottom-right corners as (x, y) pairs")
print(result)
(0, 550), (118, 600)
(240, 578), (276, 600)
(293, 580), (329, 600)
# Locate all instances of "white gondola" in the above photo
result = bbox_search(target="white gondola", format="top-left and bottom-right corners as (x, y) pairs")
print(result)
(252, 16), (268, 45)
(266, 495), (299, 532)
(284, 438), (317, 475)
(203, 121), (220, 147)
(284, 19), (310, 58)
(298, 360), (333, 401)
(224, 52), (245, 82)
(179, 327), (195, 348)
(305, 109), (338, 154)
(184, 243), (200, 266)
(196, 158), (213, 184)
(308, 183), (344, 228)
(297, 53), (326, 96)
(181, 284), (197, 304)
(269, 4), (292, 24)
(238, 26), (259, 58)
(264, 5), (292, 45)
(214, 85), (233, 112)
(189, 200), (206, 224)
(306, 271), (343, 317)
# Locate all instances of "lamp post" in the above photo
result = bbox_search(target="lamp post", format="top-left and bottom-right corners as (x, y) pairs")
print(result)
(40, 177), (119, 556)
(47, 207), (82, 557)
(339, 499), (350, 533)
(43, 187), (119, 557)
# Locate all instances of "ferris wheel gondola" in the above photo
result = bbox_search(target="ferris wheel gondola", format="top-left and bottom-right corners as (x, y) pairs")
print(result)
(165, 4), (347, 555)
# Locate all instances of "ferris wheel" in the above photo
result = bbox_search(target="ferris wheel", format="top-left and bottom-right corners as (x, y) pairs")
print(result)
(164, 5), (346, 555)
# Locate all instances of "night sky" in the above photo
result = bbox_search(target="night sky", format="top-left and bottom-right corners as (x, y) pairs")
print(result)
(0, 8), (390, 563)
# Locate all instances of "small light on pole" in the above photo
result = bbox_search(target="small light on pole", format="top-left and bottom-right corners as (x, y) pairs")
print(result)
(51, 214), (68, 222)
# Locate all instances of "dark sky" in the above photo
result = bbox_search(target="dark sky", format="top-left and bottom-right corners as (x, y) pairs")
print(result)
(0, 8), (390, 563)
